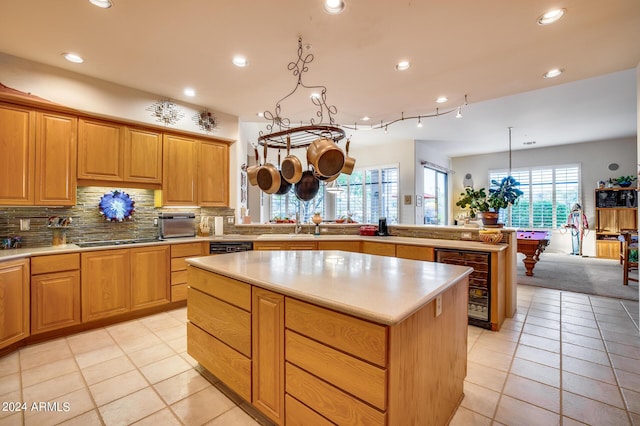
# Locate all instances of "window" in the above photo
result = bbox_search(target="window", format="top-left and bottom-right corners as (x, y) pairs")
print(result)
(269, 187), (325, 223)
(489, 165), (580, 229)
(335, 165), (399, 224)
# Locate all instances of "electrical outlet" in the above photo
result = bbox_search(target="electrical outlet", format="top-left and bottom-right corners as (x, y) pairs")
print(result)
(153, 218), (158, 227)
(461, 232), (472, 239)
(435, 295), (442, 317)
(20, 219), (30, 231)
(227, 216), (235, 224)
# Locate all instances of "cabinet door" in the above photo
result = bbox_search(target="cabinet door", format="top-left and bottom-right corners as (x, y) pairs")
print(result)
(81, 250), (130, 321)
(0, 103), (35, 205)
(396, 244), (434, 261)
(31, 270), (81, 334)
(161, 134), (198, 205)
(35, 111), (77, 206)
(252, 288), (285, 425)
(0, 259), (30, 349)
(124, 127), (163, 185)
(361, 241), (396, 256)
(130, 245), (170, 310)
(77, 118), (124, 182)
(199, 141), (229, 206)
(317, 241), (361, 252)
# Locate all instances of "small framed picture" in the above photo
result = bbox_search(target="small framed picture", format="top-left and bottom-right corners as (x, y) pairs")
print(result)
(416, 195), (422, 207)
(404, 195), (412, 205)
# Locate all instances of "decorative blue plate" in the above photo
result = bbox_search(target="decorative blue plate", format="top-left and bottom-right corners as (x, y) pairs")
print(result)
(99, 190), (135, 222)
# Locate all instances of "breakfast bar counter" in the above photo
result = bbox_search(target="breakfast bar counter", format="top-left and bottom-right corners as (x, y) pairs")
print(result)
(186, 250), (472, 425)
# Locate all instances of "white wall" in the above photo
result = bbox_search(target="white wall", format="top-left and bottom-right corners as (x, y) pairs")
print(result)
(452, 137), (637, 256)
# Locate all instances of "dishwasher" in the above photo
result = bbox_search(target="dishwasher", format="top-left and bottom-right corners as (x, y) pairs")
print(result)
(209, 241), (253, 254)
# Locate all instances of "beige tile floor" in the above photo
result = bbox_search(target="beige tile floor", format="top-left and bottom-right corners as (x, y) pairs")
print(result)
(0, 285), (638, 425)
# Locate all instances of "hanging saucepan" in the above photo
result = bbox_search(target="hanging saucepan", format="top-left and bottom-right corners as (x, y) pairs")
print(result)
(275, 150), (292, 195)
(307, 137), (345, 178)
(340, 138), (356, 175)
(294, 170), (320, 201)
(256, 143), (281, 194)
(281, 135), (303, 184)
(246, 147), (260, 186)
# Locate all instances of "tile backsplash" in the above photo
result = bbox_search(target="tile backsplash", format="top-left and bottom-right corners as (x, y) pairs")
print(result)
(0, 187), (234, 248)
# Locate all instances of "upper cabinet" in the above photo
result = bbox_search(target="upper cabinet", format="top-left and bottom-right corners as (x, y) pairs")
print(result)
(77, 118), (163, 188)
(199, 140), (229, 207)
(0, 102), (77, 206)
(157, 135), (230, 207)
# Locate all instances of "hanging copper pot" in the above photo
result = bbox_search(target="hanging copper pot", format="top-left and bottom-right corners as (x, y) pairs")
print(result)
(281, 135), (303, 184)
(340, 138), (356, 175)
(294, 170), (320, 201)
(307, 137), (345, 178)
(275, 150), (292, 195)
(256, 143), (281, 194)
(247, 147), (260, 186)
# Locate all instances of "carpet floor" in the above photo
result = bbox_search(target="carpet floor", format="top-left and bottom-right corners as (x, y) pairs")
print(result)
(517, 252), (639, 301)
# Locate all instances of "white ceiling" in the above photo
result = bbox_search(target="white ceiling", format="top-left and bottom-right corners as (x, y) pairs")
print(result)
(0, 0), (638, 156)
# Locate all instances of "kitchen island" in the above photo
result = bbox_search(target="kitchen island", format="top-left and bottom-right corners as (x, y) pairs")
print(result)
(186, 250), (472, 425)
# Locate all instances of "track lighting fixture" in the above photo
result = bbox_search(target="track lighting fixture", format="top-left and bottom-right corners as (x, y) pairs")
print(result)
(417, 117), (423, 128)
(456, 107), (462, 118)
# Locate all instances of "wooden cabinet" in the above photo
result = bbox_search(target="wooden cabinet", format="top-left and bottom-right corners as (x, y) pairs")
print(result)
(30, 253), (81, 334)
(130, 245), (170, 310)
(77, 118), (124, 182)
(254, 241), (317, 251)
(252, 288), (285, 424)
(595, 188), (638, 259)
(396, 244), (434, 261)
(361, 241), (395, 256)
(0, 259), (30, 349)
(78, 118), (162, 188)
(170, 242), (207, 301)
(35, 111), (77, 205)
(124, 127), (163, 185)
(317, 241), (361, 252)
(0, 104), (76, 206)
(0, 103), (35, 205)
(160, 134), (199, 205)
(199, 141), (229, 207)
(81, 249), (131, 322)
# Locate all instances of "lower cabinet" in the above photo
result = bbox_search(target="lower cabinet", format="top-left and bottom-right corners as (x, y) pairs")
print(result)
(131, 245), (170, 310)
(0, 259), (30, 350)
(170, 242), (207, 301)
(81, 249), (131, 322)
(396, 244), (434, 261)
(361, 241), (395, 256)
(30, 253), (81, 334)
(253, 241), (317, 250)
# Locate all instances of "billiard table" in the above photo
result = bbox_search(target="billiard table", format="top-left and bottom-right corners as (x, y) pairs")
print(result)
(517, 230), (552, 276)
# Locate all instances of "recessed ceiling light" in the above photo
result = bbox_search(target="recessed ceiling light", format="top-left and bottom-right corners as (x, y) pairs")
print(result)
(62, 53), (84, 63)
(257, 112), (264, 117)
(89, 0), (112, 9)
(543, 68), (564, 79)
(395, 61), (410, 71)
(323, 0), (345, 14)
(232, 56), (248, 67)
(183, 88), (195, 97)
(361, 116), (370, 121)
(436, 96), (448, 103)
(537, 8), (565, 25)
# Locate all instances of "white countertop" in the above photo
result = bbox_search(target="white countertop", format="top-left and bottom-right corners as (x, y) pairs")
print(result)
(186, 250), (473, 325)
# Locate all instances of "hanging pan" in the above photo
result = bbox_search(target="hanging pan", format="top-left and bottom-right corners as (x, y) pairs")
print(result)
(256, 143), (281, 194)
(275, 150), (292, 195)
(247, 147), (260, 186)
(307, 137), (345, 178)
(281, 135), (303, 184)
(340, 138), (356, 175)
(294, 170), (320, 201)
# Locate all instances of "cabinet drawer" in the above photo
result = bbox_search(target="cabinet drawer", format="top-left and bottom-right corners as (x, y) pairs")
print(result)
(285, 395), (334, 426)
(188, 267), (251, 311)
(171, 257), (188, 271)
(396, 244), (434, 261)
(187, 322), (251, 401)
(171, 242), (204, 258)
(285, 298), (386, 367)
(171, 269), (188, 285)
(361, 241), (395, 256)
(317, 241), (361, 252)
(286, 330), (386, 410)
(171, 283), (187, 302)
(188, 288), (251, 357)
(31, 253), (80, 275)
(286, 363), (385, 426)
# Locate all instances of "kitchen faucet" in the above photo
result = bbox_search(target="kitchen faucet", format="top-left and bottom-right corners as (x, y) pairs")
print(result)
(295, 212), (302, 234)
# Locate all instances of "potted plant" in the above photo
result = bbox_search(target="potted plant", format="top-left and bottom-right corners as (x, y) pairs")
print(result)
(455, 187), (489, 219)
(484, 176), (524, 225)
(614, 175), (636, 187)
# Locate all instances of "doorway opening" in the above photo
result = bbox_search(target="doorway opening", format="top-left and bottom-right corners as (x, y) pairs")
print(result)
(423, 166), (448, 225)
